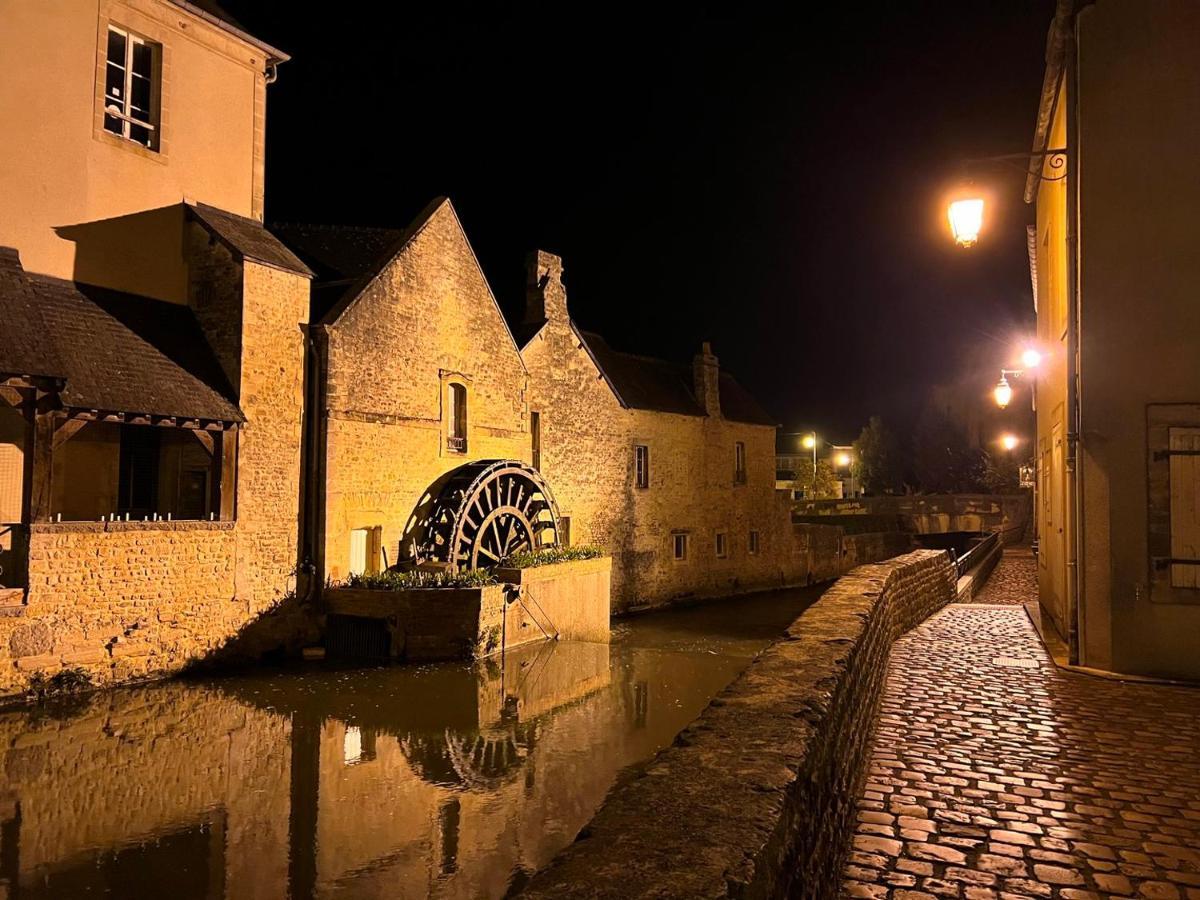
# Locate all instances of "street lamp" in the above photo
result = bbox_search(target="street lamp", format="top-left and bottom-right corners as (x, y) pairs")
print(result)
(834, 451), (851, 468)
(948, 197), (985, 248)
(801, 433), (818, 498)
(994, 375), (1014, 409)
(1000, 433), (1019, 451)
(993, 349), (1042, 409)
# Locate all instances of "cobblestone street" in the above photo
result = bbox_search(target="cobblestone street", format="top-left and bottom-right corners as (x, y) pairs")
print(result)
(971, 550), (1038, 606)
(842, 554), (1200, 900)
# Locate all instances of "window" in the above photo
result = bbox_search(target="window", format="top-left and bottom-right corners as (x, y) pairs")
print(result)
(672, 531), (688, 561)
(749, 530), (760, 555)
(558, 515), (571, 547)
(715, 531), (728, 559)
(635, 444), (650, 489)
(531, 411), (541, 470)
(104, 26), (159, 150)
(1168, 427), (1200, 589)
(342, 726), (377, 766)
(447, 383), (467, 452)
(734, 442), (747, 484)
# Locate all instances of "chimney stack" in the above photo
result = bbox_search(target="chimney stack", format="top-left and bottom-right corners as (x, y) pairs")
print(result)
(524, 249), (568, 327)
(693, 341), (721, 418)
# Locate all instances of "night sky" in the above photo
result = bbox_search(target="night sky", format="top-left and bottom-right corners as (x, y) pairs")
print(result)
(225, 2), (1054, 443)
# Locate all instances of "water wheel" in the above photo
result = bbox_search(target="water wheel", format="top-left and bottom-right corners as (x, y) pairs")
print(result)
(419, 460), (561, 570)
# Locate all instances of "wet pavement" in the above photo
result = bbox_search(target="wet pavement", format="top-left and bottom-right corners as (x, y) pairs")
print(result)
(969, 549), (1037, 606)
(841, 556), (1200, 900)
(0, 585), (823, 899)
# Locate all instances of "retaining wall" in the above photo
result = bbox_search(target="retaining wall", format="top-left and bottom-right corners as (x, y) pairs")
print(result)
(520, 549), (957, 900)
(795, 493), (1031, 543)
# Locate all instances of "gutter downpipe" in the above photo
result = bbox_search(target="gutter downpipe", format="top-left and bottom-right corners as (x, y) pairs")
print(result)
(1064, 11), (1084, 666)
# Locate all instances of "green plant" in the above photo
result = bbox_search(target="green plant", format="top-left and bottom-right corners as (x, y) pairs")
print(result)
(27, 667), (94, 702)
(501, 545), (604, 569)
(342, 568), (498, 590)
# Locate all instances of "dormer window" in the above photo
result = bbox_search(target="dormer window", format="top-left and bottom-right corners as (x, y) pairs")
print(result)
(104, 25), (160, 150)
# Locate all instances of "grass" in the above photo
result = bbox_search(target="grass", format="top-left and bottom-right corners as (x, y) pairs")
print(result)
(501, 545), (604, 569)
(341, 568), (498, 590)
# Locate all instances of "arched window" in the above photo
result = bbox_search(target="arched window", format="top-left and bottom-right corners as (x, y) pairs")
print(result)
(448, 383), (467, 452)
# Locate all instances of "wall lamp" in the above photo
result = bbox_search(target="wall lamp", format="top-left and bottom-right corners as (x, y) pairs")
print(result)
(948, 148), (1067, 248)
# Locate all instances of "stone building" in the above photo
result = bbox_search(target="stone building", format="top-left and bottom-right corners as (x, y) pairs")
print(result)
(0, 1), (907, 693)
(0, 1), (313, 692)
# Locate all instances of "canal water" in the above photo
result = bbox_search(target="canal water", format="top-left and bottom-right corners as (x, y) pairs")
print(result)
(0, 584), (824, 899)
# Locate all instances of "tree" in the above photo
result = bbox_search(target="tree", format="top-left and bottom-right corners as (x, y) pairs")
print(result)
(912, 405), (987, 494)
(852, 417), (905, 495)
(792, 458), (838, 499)
(982, 451), (1021, 493)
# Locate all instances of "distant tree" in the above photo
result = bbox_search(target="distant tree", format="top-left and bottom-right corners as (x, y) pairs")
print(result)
(982, 451), (1021, 493)
(791, 458), (838, 499)
(912, 406), (987, 494)
(852, 417), (905, 495)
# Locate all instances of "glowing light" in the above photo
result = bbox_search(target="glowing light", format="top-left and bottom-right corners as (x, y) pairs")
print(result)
(948, 197), (984, 248)
(1001, 433), (1019, 451)
(835, 452), (852, 468)
(1021, 348), (1043, 369)
(801, 434), (817, 450)
(994, 376), (1013, 409)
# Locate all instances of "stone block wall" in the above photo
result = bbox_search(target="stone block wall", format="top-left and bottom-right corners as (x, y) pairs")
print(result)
(318, 200), (531, 583)
(521, 549), (957, 899)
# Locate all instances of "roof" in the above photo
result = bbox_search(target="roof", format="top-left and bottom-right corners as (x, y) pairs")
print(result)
(578, 331), (776, 426)
(167, 1), (291, 64)
(0, 250), (242, 422)
(0, 249), (64, 380)
(189, 203), (313, 278)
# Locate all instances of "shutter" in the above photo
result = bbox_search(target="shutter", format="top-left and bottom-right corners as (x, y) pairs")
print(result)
(349, 529), (368, 577)
(1169, 427), (1200, 588)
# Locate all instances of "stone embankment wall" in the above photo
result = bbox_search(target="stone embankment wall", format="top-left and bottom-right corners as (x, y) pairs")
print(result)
(520, 549), (957, 900)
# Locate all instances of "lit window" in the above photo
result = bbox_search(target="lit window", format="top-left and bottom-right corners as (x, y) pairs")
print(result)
(672, 531), (688, 561)
(635, 444), (650, 489)
(715, 531), (728, 559)
(349, 526), (381, 577)
(342, 726), (377, 765)
(734, 442), (746, 484)
(749, 530), (760, 555)
(104, 26), (159, 150)
(447, 383), (467, 452)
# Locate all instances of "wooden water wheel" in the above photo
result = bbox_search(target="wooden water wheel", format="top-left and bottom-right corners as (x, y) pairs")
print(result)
(419, 460), (561, 570)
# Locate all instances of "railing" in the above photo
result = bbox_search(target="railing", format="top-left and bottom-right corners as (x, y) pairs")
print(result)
(956, 529), (1000, 578)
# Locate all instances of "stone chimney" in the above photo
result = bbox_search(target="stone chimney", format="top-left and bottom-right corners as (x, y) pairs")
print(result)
(692, 341), (721, 418)
(524, 249), (568, 327)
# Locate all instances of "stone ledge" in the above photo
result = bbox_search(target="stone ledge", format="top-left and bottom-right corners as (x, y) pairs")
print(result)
(520, 549), (957, 900)
(30, 520), (236, 534)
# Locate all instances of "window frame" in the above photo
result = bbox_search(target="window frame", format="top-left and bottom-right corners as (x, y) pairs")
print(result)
(748, 530), (760, 555)
(714, 530), (728, 559)
(102, 24), (160, 151)
(734, 441), (747, 484)
(635, 444), (650, 489)
(671, 531), (688, 562)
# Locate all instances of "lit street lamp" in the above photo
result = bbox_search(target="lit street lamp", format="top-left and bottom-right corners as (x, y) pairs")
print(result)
(948, 197), (985, 248)
(802, 433), (818, 498)
(1001, 433), (1019, 451)
(994, 375), (1014, 409)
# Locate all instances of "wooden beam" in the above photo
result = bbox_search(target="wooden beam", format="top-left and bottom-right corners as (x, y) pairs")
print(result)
(29, 413), (55, 523)
(218, 429), (238, 521)
(191, 429), (215, 455)
(52, 418), (86, 451)
(0, 386), (23, 409)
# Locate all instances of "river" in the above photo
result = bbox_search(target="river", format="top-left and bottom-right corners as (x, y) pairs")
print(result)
(0, 584), (824, 898)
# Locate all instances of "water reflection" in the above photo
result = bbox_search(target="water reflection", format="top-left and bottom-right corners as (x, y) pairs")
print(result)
(0, 586), (820, 898)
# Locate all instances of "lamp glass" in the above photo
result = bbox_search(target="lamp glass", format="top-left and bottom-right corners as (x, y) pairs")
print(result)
(801, 434), (816, 449)
(993, 379), (1013, 409)
(1001, 434), (1019, 451)
(1021, 348), (1043, 369)
(835, 452), (851, 468)
(948, 198), (984, 247)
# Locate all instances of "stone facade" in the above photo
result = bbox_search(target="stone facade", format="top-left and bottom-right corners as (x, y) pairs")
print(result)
(521, 549), (958, 899)
(314, 200), (530, 584)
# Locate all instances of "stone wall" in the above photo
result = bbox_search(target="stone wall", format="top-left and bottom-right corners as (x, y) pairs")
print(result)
(317, 200), (530, 583)
(521, 549), (957, 900)
(796, 493), (1032, 543)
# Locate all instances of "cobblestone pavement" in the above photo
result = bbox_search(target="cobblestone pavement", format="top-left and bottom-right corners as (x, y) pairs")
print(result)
(971, 550), (1038, 606)
(841, 604), (1200, 899)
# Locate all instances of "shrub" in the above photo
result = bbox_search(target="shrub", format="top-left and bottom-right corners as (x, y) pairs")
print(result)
(342, 568), (498, 590)
(501, 545), (604, 569)
(27, 666), (94, 702)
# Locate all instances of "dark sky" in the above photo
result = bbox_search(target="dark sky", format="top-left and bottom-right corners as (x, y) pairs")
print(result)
(226, 2), (1054, 443)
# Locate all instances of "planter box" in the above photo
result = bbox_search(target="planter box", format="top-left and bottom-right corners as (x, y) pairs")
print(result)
(494, 555), (612, 646)
(322, 556), (612, 662)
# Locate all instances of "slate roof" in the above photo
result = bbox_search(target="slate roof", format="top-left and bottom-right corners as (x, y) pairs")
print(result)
(189, 203), (313, 278)
(0, 249), (242, 422)
(579, 331), (776, 426)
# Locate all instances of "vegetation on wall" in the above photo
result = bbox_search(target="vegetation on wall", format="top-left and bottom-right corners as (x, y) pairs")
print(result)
(342, 568), (498, 590)
(501, 545), (604, 569)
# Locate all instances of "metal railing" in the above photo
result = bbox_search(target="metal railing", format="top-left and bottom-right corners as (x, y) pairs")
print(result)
(956, 530), (1000, 578)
